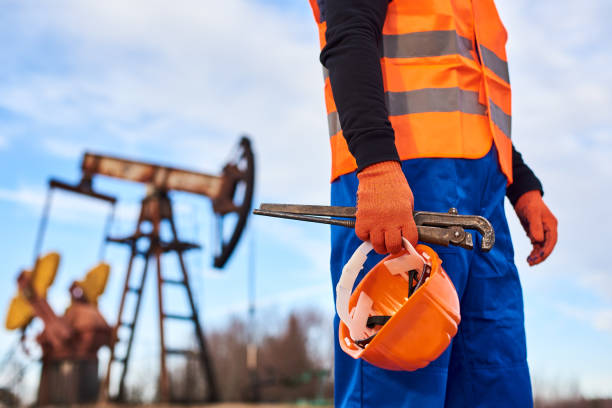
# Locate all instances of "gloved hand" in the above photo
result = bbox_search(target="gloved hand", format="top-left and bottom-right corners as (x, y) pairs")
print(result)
(355, 161), (418, 254)
(513, 190), (558, 266)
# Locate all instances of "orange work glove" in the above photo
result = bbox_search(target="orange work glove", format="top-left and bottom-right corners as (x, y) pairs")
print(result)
(513, 190), (558, 266)
(355, 161), (418, 254)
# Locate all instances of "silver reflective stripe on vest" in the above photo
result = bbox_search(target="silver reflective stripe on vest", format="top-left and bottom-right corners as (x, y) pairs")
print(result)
(386, 88), (486, 116)
(327, 111), (342, 137)
(489, 99), (512, 137)
(480, 45), (510, 84)
(327, 87), (489, 137)
(383, 30), (473, 60)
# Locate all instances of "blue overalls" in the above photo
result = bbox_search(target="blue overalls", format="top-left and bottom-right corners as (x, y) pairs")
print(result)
(330, 147), (533, 407)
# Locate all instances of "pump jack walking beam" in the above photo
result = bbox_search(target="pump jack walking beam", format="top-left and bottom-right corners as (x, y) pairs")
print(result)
(80, 137), (254, 267)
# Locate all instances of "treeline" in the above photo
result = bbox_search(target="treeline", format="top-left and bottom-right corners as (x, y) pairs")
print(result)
(165, 307), (334, 403)
(123, 307), (612, 406)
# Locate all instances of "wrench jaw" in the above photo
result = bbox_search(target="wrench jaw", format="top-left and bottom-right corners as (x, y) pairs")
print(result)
(463, 232), (475, 250)
(413, 208), (495, 252)
(448, 226), (474, 251)
(475, 221), (494, 251)
(415, 225), (474, 250)
(471, 216), (495, 252)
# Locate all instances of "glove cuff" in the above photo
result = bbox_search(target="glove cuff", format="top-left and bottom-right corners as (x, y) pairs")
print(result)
(357, 160), (403, 181)
(514, 190), (542, 211)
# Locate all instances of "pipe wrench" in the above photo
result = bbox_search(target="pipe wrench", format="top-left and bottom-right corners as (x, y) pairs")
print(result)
(253, 204), (495, 251)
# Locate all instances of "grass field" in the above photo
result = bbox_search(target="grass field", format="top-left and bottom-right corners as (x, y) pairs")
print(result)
(92, 404), (332, 408)
(56, 399), (612, 408)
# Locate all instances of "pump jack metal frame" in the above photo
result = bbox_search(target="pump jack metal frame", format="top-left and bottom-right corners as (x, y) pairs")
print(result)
(99, 190), (218, 402)
(42, 137), (254, 403)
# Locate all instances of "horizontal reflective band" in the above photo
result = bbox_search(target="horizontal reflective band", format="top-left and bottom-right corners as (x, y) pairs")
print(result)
(326, 88), (488, 137)
(323, 67), (329, 80)
(480, 45), (510, 84)
(383, 31), (473, 60)
(385, 88), (487, 117)
(489, 99), (512, 137)
(327, 111), (341, 137)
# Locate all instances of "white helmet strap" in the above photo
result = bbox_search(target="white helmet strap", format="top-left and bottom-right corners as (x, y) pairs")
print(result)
(336, 238), (426, 342)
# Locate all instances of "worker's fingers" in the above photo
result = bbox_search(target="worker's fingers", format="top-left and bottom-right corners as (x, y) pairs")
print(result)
(527, 242), (544, 266)
(355, 160), (415, 253)
(514, 192), (558, 266)
(370, 230), (387, 255)
(527, 210), (545, 244)
(401, 222), (419, 247)
(529, 214), (558, 266)
(385, 229), (403, 254)
(354, 221), (370, 243)
(526, 203), (558, 266)
(540, 222), (558, 263)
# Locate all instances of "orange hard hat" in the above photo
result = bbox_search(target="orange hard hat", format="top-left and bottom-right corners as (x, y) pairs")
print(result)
(336, 238), (460, 371)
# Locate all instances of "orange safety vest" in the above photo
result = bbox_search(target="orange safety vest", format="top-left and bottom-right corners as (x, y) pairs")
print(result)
(309, 0), (513, 184)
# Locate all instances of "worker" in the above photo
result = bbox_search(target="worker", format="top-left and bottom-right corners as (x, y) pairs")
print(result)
(308, 0), (558, 406)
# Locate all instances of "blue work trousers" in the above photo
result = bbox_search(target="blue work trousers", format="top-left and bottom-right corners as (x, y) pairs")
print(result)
(330, 147), (533, 407)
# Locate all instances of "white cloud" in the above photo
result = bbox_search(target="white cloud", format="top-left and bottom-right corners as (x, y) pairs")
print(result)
(0, 184), (204, 231)
(0, 0), (330, 205)
(579, 269), (612, 303)
(0, 135), (8, 150)
(556, 303), (612, 334)
(494, 0), (612, 284)
(0, 185), (43, 208)
(0, 185), (133, 224)
(41, 137), (85, 159)
(496, 0), (612, 168)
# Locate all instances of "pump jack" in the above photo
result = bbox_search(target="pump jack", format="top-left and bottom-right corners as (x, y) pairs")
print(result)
(49, 137), (254, 402)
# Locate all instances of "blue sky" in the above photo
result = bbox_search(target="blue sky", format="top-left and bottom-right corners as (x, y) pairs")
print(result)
(0, 0), (611, 400)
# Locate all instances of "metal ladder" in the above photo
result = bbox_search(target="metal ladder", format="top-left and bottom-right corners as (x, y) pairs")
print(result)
(99, 191), (218, 403)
